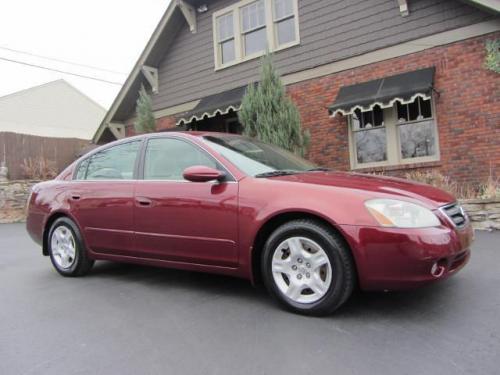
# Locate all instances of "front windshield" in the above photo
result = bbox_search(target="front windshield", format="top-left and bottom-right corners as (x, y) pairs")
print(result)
(202, 135), (316, 176)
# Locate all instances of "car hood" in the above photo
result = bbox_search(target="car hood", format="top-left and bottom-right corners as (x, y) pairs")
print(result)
(269, 171), (455, 208)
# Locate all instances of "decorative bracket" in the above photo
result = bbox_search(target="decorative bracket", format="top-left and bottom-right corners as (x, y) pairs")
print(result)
(108, 123), (126, 139)
(397, 0), (410, 17)
(177, 0), (197, 33)
(141, 65), (159, 94)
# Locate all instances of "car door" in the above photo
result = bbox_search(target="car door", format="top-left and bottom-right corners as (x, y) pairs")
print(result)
(70, 140), (142, 255)
(133, 136), (239, 267)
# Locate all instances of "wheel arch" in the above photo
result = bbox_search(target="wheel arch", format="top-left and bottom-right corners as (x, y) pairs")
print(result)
(250, 211), (358, 287)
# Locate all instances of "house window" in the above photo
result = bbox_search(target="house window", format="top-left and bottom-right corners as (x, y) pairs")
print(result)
(241, 0), (267, 56)
(351, 106), (387, 164)
(213, 0), (300, 69)
(348, 97), (439, 168)
(217, 13), (235, 64)
(396, 97), (437, 160)
(273, 0), (296, 46)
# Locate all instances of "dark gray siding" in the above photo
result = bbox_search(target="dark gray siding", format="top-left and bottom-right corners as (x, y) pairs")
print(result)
(151, 0), (491, 111)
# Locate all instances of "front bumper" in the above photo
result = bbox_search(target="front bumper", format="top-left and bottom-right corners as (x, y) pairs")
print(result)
(339, 221), (474, 291)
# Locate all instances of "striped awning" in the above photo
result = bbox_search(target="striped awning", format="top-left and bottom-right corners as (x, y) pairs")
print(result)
(176, 85), (248, 126)
(328, 67), (435, 116)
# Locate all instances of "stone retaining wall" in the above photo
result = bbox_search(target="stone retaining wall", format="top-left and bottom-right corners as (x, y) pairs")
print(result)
(460, 198), (500, 231)
(0, 180), (39, 224)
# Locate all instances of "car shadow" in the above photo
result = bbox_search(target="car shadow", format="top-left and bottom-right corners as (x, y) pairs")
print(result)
(87, 261), (460, 320)
(89, 260), (268, 300)
(334, 281), (461, 321)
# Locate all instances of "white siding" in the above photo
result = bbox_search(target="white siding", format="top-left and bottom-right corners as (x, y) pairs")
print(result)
(0, 80), (106, 140)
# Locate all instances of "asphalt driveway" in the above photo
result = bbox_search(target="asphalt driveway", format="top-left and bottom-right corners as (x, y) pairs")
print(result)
(1, 223), (499, 375)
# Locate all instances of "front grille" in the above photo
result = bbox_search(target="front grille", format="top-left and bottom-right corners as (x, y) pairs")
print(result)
(441, 203), (467, 228)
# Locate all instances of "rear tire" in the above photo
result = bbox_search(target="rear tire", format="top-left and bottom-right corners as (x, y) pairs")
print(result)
(48, 217), (94, 277)
(261, 219), (355, 316)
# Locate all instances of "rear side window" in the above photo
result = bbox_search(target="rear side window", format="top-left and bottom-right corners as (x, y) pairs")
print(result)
(75, 158), (89, 180)
(81, 141), (141, 180)
(144, 138), (218, 180)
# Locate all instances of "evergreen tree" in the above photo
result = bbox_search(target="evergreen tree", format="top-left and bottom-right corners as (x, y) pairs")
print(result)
(134, 85), (156, 133)
(238, 52), (309, 156)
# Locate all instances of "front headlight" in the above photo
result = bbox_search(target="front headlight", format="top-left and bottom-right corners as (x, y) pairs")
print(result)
(365, 199), (440, 228)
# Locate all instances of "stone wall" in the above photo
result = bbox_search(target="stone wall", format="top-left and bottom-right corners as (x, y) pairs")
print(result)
(461, 198), (500, 231)
(0, 180), (39, 224)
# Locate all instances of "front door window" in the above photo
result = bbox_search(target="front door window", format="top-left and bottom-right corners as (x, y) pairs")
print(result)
(143, 138), (218, 181)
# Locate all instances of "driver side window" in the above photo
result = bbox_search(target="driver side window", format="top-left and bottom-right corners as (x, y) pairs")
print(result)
(144, 138), (218, 181)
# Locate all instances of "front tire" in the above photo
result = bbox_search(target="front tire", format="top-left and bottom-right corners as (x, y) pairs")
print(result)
(261, 219), (355, 316)
(48, 217), (94, 277)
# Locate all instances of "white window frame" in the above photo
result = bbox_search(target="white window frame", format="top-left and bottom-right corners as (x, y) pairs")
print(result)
(347, 97), (440, 170)
(212, 0), (300, 70)
(215, 12), (236, 66)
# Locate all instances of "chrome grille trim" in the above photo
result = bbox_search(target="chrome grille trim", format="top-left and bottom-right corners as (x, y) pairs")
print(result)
(440, 202), (467, 228)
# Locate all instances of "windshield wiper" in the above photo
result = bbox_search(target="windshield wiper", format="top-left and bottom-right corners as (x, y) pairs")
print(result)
(255, 170), (299, 178)
(306, 167), (331, 172)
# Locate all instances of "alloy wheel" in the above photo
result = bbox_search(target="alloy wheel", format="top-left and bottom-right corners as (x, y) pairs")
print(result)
(271, 236), (333, 304)
(51, 226), (77, 269)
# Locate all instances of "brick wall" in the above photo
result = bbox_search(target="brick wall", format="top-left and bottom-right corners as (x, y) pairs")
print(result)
(286, 32), (500, 185)
(134, 32), (499, 186)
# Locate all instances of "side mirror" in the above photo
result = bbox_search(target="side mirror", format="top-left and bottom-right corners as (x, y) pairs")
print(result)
(183, 166), (226, 183)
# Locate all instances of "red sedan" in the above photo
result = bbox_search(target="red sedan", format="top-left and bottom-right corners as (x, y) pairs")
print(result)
(26, 132), (473, 315)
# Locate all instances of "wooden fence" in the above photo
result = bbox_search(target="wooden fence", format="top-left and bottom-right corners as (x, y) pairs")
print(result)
(0, 132), (90, 180)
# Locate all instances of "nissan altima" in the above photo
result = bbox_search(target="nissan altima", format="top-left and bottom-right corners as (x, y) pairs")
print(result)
(26, 132), (473, 315)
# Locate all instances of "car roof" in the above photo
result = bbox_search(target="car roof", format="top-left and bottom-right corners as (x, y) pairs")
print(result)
(119, 130), (240, 142)
(88, 131), (241, 157)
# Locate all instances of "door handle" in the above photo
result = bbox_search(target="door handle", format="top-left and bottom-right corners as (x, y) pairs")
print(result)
(71, 194), (81, 200)
(136, 197), (152, 207)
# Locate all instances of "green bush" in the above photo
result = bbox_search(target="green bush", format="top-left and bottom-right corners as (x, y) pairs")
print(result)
(134, 85), (156, 133)
(238, 52), (309, 156)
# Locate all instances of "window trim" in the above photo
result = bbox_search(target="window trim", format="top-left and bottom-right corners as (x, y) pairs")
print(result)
(74, 157), (90, 181)
(347, 97), (440, 170)
(215, 11), (236, 65)
(212, 0), (300, 71)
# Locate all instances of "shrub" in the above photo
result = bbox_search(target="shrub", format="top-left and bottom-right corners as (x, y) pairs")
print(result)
(478, 172), (500, 199)
(405, 170), (458, 193)
(20, 157), (57, 180)
(484, 39), (500, 74)
(239, 52), (309, 156)
(405, 170), (499, 200)
(134, 85), (156, 133)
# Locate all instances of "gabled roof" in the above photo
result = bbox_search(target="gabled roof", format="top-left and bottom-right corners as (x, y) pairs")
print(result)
(460, 0), (500, 13)
(94, 0), (499, 143)
(0, 80), (106, 140)
(93, 0), (191, 142)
